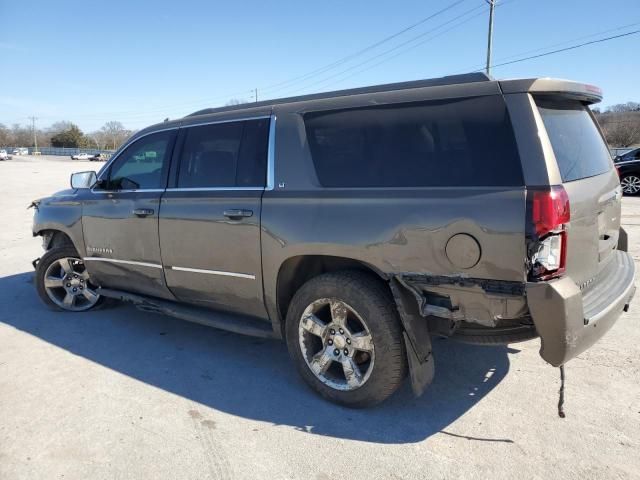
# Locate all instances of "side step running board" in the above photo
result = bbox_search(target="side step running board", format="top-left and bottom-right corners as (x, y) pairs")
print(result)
(98, 288), (276, 339)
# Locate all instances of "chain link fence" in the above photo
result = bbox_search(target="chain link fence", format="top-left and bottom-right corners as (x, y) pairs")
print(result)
(0, 146), (116, 156)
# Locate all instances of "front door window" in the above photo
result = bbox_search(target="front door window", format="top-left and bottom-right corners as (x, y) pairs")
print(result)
(102, 132), (173, 190)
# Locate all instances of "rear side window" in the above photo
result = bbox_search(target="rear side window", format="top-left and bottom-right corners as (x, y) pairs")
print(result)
(536, 98), (612, 182)
(304, 96), (523, 188)
(177, 118), (269, 188)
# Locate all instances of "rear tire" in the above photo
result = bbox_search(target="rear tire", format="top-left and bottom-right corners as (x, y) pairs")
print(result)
(285, 271), (407, 407)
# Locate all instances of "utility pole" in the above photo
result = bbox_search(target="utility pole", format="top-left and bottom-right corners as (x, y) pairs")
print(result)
(485, 0), (497, 76)
(254, 88), (258, 103)
(28, 116), (38, 153)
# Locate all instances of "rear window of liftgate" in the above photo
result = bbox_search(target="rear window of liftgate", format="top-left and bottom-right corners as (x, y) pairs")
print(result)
(304, 95), (524, 188)
(536, 97), (612, 182)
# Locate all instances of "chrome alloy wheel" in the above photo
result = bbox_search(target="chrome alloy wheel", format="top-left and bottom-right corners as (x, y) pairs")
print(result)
(621, 175), (640, 194)
(298, 298), (375, 391)
(43, 257), (100, 311)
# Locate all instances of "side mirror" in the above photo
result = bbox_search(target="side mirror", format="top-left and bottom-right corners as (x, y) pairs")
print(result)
(70, 171), (97, 189)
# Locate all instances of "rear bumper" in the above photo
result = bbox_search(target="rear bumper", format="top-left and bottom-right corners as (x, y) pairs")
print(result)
(526, 250), (636, 366)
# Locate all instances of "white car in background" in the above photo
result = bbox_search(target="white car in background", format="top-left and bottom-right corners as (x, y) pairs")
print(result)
(70, 153), (92, 160)
(0, 149), (8, 160)
(12, 148), (28, 155)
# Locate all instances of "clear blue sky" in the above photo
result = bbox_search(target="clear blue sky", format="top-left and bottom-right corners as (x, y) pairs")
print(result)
(1, 0), (639, 132)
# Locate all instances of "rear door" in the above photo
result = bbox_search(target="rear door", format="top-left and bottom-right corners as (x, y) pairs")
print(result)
(159, 117), (270, 319)
(535, 97), (620, 286)
(82, 130), (176, 299)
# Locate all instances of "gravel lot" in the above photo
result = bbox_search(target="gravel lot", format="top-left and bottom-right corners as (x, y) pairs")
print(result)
(1, 155), (639, 479)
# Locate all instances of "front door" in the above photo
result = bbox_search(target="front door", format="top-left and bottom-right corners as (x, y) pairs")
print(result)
(82, 129), (176, 299)
(159, 117), (270, 319)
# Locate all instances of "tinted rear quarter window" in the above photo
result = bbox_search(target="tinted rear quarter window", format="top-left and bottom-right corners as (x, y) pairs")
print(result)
(535, 98), (612, 182)
(304, 95), (523, 188)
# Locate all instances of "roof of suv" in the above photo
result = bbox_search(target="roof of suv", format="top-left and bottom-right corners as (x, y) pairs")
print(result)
(130, 73), (603, 140)
(185, 73), (603, 119)
(186, 72), (493, 117)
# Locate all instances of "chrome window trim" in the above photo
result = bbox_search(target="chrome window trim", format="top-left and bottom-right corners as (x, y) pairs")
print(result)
(169, 114), (275, 192)
(93, 113), (275, 194)
(169, 265), (255, 280)
(266, 114), (276, 190)
(181, 115), (270, 129)
(91, 189), (166, 194)
(165, 187), (264, 192)
(82, 257), (163, 269)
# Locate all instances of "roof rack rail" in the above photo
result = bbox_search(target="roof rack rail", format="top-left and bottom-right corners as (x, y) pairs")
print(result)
(186, 72), (493, 117)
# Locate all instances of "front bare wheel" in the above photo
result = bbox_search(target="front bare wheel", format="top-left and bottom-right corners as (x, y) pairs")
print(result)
(36, 246), (102, 312)
(286, 271), (407, 407)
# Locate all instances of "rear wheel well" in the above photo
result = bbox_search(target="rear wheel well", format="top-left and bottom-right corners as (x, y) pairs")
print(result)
(276, 255), (388, 331)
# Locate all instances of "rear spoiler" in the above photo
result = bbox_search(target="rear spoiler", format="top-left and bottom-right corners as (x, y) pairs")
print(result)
(499, 78), (603, 104)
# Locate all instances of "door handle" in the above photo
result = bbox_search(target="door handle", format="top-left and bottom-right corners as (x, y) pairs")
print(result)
(133, 208), (155, 217)
(223, 209), (253, 219)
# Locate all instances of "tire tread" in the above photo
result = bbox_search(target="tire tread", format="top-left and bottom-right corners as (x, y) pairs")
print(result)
(285, 270), (407, 407)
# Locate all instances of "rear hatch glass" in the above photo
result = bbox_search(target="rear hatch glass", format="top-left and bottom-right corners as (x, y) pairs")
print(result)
(535, 98), (612, 182)
(535, 96), (619, 286)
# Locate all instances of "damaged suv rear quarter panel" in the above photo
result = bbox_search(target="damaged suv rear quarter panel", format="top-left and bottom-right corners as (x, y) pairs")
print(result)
(261, 104), (528, 327)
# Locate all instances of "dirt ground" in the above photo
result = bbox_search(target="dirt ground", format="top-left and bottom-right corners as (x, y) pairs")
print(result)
(1, 155), (639, 479)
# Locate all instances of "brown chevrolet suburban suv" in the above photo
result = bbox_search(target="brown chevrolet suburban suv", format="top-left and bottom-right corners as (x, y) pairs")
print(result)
(31, 73), (635, 407)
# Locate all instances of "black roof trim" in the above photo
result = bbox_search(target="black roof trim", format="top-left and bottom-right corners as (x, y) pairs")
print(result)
(186, 72), (492, 117)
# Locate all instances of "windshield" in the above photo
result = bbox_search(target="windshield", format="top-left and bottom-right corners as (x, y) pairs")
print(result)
(536, 97), (612, 182)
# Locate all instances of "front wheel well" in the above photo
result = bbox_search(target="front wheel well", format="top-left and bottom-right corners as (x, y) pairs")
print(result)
(37, 230), (75, 251)
(276, 255), (388, 332)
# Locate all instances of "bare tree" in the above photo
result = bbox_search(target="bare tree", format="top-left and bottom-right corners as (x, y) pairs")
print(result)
(225, 98), (248, 106)
(10, 124), (32, 146)
(38, 121), (75, 148)
(606, 102), (640, 113)
(0, 123), (11, 146)
(601, 121), (640, 147)
(88, 130), (109, 149)
(48, 121), (75, 135)
(100, 121), (128, 150)
(598, 111), (640, 147)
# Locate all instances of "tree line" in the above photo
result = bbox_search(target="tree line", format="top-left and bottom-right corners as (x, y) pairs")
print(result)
(593, 102), (640, 148)
(0, 121), (134, 150)
(1, 101), (638, 152)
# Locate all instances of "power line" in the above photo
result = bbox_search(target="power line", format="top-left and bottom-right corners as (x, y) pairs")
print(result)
(469, 20), (640, 70)
(26, 0), (509, 124)
(485, 29), (640, 69)
(275, 0), (520, 97)
(43, 0), (471, 122)
(258, 0), (470, 94)
(28, 2), (640, 129)
(22, 2), (502, 127)
(286, 1), (522, 97)
(269, 2), (489, 98)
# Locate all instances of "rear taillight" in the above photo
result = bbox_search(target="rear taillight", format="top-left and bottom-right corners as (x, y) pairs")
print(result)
(527, 186), (570, 280)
